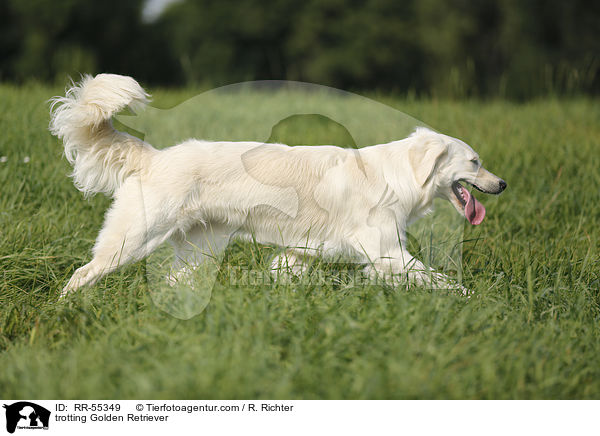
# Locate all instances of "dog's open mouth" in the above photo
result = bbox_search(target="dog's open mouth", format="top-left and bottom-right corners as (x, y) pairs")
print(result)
(452, 181), (486, 225)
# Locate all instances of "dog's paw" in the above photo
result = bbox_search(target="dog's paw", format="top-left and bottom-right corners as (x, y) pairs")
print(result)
(429, 273), (472, 297)
(403, 270), (472, 297)
(59, 263), (102, 299)
(60, 273), (83, 299)
(451, 282), (472, 298)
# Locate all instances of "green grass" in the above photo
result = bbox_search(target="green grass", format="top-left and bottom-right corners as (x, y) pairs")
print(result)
(0, 82), (599, 399)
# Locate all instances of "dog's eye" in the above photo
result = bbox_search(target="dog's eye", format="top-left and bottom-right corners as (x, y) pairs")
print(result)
(470, 158), (479, 165)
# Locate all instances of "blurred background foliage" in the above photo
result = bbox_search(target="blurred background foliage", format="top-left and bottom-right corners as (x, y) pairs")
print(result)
(0, 0), (597, 99)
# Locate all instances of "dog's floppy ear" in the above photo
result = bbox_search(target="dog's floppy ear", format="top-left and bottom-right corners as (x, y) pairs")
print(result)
(408, 138), (448, 186)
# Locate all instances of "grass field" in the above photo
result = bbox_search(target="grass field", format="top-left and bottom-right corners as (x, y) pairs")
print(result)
(0, 83), (599, 399)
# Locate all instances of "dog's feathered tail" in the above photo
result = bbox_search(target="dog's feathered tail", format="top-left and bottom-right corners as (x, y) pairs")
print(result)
(49, 73), (154, 196)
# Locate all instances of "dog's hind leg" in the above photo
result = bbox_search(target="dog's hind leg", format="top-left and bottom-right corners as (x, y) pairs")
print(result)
(61, 179), (176, 298)
(166, 222), (231, 285)
(270, 249), (311, 283)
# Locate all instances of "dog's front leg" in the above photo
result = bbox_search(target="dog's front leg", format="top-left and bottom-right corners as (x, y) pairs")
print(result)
(352, 220), (469, 294)
(400, 256), (469, 294)
(368, 251), (463, 292)
(356, 231), (468, 293)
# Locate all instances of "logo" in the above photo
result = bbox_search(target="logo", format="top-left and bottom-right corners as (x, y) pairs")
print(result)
(3, 402), (50, 433)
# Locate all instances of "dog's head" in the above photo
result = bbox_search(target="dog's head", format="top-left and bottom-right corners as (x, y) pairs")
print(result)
(408, 128), (506, 225)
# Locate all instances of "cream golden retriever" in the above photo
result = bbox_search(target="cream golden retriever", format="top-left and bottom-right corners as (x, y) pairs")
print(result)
(50, 74), (506, 297)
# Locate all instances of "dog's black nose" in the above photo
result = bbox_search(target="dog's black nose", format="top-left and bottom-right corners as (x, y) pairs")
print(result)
(499, 180), (507, 191)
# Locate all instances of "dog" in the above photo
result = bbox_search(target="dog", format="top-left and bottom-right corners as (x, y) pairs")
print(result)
(49, 74), (506, 297)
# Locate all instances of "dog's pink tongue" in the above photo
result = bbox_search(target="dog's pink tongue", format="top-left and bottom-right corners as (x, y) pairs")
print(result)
(464, 188), (486, 225)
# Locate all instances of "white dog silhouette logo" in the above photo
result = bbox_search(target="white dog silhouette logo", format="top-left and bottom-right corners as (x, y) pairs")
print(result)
(3, 402), (50, 433)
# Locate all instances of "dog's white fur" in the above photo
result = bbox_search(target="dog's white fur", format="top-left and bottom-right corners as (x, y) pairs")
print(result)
(50, 74), (505, 297)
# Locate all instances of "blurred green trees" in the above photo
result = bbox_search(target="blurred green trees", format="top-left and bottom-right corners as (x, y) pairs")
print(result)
(0, 0), (597, 98)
